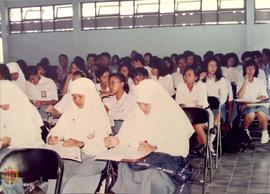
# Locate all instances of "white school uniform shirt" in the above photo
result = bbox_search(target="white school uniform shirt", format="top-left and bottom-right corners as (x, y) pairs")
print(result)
(236, 77), (268, 101)
(128, 78), (135, 94)
(204, 76), (230, 105)
(237, 69), (267, 86)
(172, 71), (184, 89)
(103, 92), (136, 126)
(176, 82), (209, 108)
(95, 83), (110, 93)
(26, 76), (58, 101)
(151, 74), (176, 96)
(221, 66), (242, 83)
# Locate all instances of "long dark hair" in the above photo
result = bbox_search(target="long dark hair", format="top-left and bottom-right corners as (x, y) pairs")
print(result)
(110, 73), (130, 93)
(202, 56), (223, 82)
(0, 64), (11, 80)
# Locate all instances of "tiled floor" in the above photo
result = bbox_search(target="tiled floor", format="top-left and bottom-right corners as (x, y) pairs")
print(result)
(191, 142), (270, 194)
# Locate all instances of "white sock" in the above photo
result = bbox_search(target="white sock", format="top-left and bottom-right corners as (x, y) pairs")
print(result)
(244, 128), (249, 132)
(262, 130), (268, 134)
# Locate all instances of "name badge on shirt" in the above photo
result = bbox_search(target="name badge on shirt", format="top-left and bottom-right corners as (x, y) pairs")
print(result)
(41, 91), (47, 98)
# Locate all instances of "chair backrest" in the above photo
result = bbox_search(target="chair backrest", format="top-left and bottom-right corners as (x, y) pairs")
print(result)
(0, 148), (63, 193)
(182, 107), (209, 125)
(207, 96), (220, 110)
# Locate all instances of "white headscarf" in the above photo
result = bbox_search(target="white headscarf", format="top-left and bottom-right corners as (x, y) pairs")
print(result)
(0, 80), (43, 148)
(48, 78), (111, 156)
(117, 79), (194, 157)
(6, 62), (27, 93)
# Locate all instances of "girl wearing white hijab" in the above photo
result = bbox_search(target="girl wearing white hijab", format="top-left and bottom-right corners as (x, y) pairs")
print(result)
(6, 62), (27, 93)
(47, 78), (111, 193)
(0, 80), (43, 160)
(105, 79), (194, 194)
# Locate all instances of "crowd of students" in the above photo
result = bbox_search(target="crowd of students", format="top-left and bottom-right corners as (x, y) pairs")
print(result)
(1, 48), (270, 193)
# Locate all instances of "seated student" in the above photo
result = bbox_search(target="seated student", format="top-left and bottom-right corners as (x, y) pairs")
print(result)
(150, 58), (175, 96)
(86, 53), (98, 83)
(119, 62), (134, 92)
(104, 79), (194, 194)
(184, 51), (195, 66)
(144, 52), (152, 67)
(222, 53), (242, 84)
(103, 73), (136, 135)
(172, 54), (187, 89)
(132, 67), (149, 85)
(26, 66), (58, 120)
(176, 66), (210, 145)
(6, 62), (27, 93)
(237, 60), (269, 144)
(170, 53), (178, 71)
(95, 65), (111, 98)
(47, 78), (110, 193)
(57, 54), (69, 86)
(99, 52), (111, 68)
(0, 80), (43, 160)
(46, 70), (85, 117)
(131, 54), (152, 75)
(111, 55), (120, 73)
(17, 59), (30, 80)
(0, 64), (11, 80)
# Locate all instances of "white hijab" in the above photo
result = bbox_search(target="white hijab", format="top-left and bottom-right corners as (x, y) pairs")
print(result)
(49, 78), (111, 155)
(117, 79), (194, 157)
(6, 62), (27, 93)
(0, 80), (43, 148)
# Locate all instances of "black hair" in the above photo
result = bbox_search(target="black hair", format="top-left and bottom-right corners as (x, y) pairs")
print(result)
(203, 51), (214, 60)
(163, 57), (174, 74)
(132, 54), (145, 64)
(133, 67), (149, 78)
(215, 53), (225, 67)
(0, 64), (11, 80)
(58, 54), (68, 60)
(183, 50), (195, 58)
(112, 55), (120, 64)
(262, 48), (270, 57)
(183, 65), (200, 82)
(177, 54), (186, 62)
(170, 53), (178, 60)
(119, 62), (134, 78)
(40, 57), (50, 66)
(95, 65), (110, 79)
(37, 62), (49, 73)
(86, 53), (97, 62)
(70, 61), (90, 78)
(194, 55), (203, 66)
(243, 60), (259, 77)
(252, 50), (262, 58)
(150, 57), (170, 77)
(119, 57), (132, 65)
(100, 52), (111, 59)
(28, 66), (39, 79)
(144, 52), (153, 58)
(16, 59), (29, 79)
(241, 51), (254, 62)
(73, 70), (86, 78)
(73, 56), (86, 67)
(110, 73), (129, 93)
(203, 56), (223, 82)
(224, 52), (239, 67)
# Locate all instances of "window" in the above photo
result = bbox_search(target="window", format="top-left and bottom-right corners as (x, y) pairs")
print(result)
(255, 0), (270, 24)
(0, 37), (3, 63)
(9, 4), (73, 34)
(81, 0), (246, 30)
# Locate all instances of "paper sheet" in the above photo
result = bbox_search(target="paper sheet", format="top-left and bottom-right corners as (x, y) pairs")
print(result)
(94, 147), (150, 162)
(234, 99), (262, 104)
(41, 143), (82, 162)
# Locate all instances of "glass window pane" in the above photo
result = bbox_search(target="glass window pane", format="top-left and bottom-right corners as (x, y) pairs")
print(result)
(175, 0), (201, 11)
(55, 4), (73, 18)
(160, 0), (174, 13)
(255, 0), (270, 9)
(219, 0), (244, 9)
(96, 2), (119, 15)
(135, 0), (159, 13)
(9, 8), (22, 21)
(82, 3), (95, 17)
(23, 7), (40, 20)
(42, 6), (53, 20)
(0, 37), (3, 63)
(120, 1), (133, 15)
(202, 0), (217, 11)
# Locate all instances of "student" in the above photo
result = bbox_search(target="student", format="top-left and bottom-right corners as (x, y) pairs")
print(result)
(172, 54), (187, 89)
(103, 73), (136, 135)
(47, 78), (110, 193)
(95, 65), (111, 97)
(17, 59), (30, 80)
(6, 62), (27, 93)
(221, 53), (242, 84)
(144, 52), (152, 66)
(237, 60), (269, 144)
(184, 51), (195, 66)
(170, 53), (178, 71)
(57, 54), (69, 84)
(0, 64), (11, 80)
(104, 79), (194, 194)
(119, 63), (134, 92)
(150, 58), (175, 96)
(132, 67), (149, 85)
(37, 62), (49, 77)
(26, 66), (58, 120)
(0, 80), (43, 160)
(176, 66), (210, 145)
(86, 53), (98, 82)
(111, 55), (120, 73)
(99, 52), (111, 67)
(131, 54), (152, 75)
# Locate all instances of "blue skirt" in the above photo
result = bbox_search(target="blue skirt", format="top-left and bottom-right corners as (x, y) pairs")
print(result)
(242, 106), (269, 119)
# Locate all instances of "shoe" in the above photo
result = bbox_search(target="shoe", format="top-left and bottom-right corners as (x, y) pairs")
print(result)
(261, 131), (269, 144)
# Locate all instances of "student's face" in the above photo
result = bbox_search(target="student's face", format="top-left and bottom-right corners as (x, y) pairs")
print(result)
(37, 66), (46, 76)
(227, 58), (235, 68)
(137, 102), (151, 115)
(184, 69), (197, 85)
(70, 63), (79, 73)
(10, 73), (19, 81)
(87, 57), (96, 67)
(112, 57), (119, 65)
(100, 71), (110, 86)
(144, 55), (151, 63)
(151, 68), (158, 77)
(101, 57), (110, 66)
(109, 76), (123, 94)
(29, 75), (40, 85)
(262, 53), (269, 64)
(132, 60), (142, 68)
(187, 56), (194, 65)
(207, 61), (217, 75)
(245, 65), (256, 78)
(171, 56), (176, 65)
(133, 75), (146, 85)
(72, 94), (85, 109)
(178, 58), (187, 72)
(59, 56), (68, 67)
(120, 66), (129, 78)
